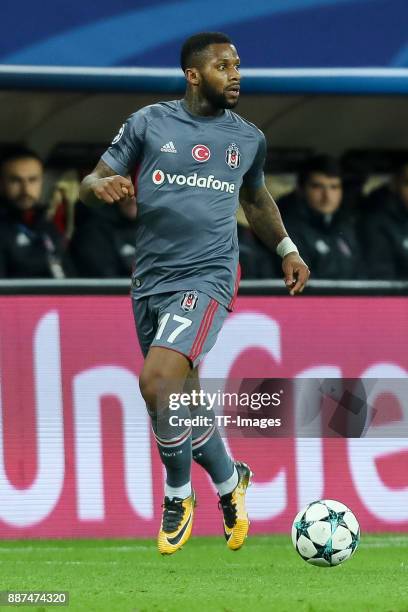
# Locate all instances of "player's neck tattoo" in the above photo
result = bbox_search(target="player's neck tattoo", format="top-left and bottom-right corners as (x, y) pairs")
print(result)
(182, 92), (224, 118)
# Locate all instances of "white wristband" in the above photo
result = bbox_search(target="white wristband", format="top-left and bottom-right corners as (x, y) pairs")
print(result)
(276, 237), (299, 258)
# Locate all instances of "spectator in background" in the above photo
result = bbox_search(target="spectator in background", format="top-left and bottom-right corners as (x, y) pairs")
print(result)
(236, 205), (276, 279)
(0, 147), (71, 278)
(278, 155), (363, 279)
(70, 195), (138, 277)
(362, 161), (408, 279)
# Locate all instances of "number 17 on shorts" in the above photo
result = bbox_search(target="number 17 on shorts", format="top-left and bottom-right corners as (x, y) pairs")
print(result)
(133, 290), (228, 367)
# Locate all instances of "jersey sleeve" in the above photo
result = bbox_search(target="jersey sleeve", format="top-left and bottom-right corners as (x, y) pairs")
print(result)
(101, 109), (147, 175)
(242, 130), (266, 189)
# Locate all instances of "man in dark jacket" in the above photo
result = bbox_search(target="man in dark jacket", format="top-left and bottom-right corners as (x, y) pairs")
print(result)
(279, 155), (363, 279)
(0, 147), (70, 278)
(362, 162), (408, 279)
(70, 196), (138, 277)
(236, 206), (277, 279)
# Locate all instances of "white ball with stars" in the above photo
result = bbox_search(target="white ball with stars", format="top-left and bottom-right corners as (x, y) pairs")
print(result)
(291, 499), (360, 567)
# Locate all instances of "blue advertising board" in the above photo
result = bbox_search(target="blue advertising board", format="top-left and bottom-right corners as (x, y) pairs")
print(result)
(2, 0), (408, 68)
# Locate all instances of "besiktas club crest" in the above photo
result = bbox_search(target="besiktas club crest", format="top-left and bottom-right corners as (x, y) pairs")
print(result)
(225, 143), (241, 169)
(181, 291), (199, 312)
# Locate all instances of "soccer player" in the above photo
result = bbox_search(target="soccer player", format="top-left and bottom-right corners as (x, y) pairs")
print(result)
(79, 32), (310, 555)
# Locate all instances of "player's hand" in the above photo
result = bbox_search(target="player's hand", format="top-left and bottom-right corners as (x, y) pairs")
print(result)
(282, 252), (310, 295)
(91, 175), (135, 204)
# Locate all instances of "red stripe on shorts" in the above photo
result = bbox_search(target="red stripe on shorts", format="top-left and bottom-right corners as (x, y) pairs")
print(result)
(192, 299), (218, 362)
(189, 299), (215, 359)
(189, 299), (218, 363)
(228, 262), (241, 311)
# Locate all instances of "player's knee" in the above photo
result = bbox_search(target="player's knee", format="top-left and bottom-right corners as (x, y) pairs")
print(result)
(139, 367), (169, 413)
(139, 368), (156, 410)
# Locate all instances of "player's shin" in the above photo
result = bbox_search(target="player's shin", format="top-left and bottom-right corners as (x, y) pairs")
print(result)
(149, 404), (195, 554)
(190, 403), (238, 494)
(191, 402), (251, 550)
(149, 404), (192, 499)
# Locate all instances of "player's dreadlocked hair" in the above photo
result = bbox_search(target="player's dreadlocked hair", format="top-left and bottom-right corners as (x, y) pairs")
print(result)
(180, 32), (232, 72)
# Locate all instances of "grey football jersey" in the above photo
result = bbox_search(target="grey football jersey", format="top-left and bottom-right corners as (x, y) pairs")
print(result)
(102, 99), (266, 309)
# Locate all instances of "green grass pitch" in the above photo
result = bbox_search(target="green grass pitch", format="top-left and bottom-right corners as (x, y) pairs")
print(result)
(0, 534), (407, 611)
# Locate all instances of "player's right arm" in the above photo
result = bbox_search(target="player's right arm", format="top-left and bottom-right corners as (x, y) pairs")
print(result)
(80, 109), (147, 206)
(79, 160), (135, 206)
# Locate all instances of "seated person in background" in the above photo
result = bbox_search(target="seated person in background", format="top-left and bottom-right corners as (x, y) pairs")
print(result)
(273, 187), (300, 219)
(70, 195), (138, 277)
(0, 147), (71, 278)
(48, 170), (80, 241)
(278, 155), (363, 279)
(362, 161), (408, 279)
(236, 205), (277, 279)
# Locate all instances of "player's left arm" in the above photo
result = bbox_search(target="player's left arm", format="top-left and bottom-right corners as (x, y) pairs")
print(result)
(240, 183), (310, 295)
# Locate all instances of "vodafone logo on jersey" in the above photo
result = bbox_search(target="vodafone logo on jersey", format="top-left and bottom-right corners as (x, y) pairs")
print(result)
(192, 144), (211, 163)
(152, 170), (165, 185)
(152, 170), (235, 193)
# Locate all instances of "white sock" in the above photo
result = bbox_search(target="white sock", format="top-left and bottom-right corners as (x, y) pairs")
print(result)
(165, 481), (192, 500)
(215, 466), (239, 497)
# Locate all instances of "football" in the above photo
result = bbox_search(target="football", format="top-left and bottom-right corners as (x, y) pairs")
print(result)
(292, 499), (360, 567)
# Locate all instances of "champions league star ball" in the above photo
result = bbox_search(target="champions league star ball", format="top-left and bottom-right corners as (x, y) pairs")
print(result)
(292, 499), (360, 567)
